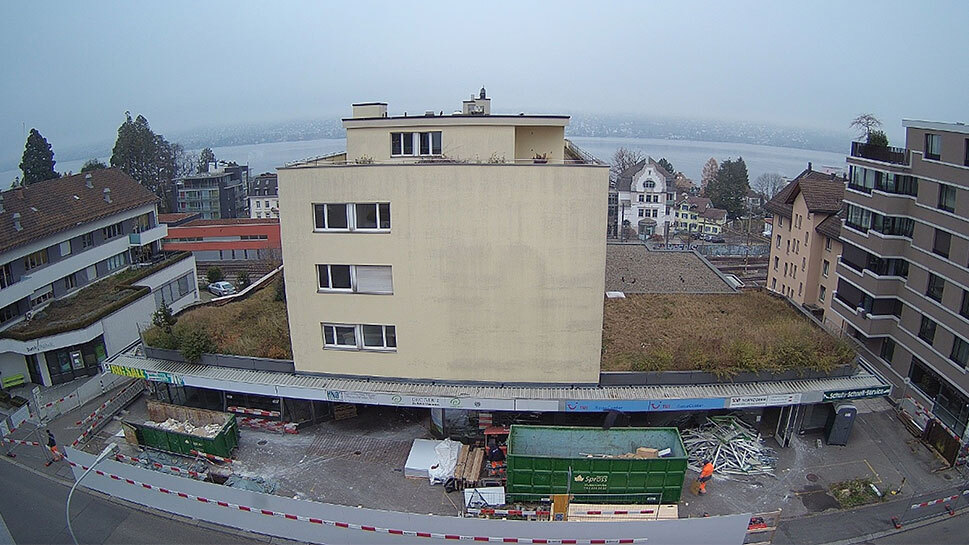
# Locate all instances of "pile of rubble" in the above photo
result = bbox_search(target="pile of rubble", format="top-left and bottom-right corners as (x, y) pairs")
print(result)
(149, 418), (222, 438)
(682, 416), (776, 477)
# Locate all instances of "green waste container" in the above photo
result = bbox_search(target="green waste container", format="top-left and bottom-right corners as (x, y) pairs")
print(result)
(124, 401), (239, 459)
(505, 425), (688, 504)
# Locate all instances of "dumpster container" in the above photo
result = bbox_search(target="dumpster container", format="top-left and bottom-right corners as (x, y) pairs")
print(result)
(506, 425), (688, 504)
(123, 401), (239, 459)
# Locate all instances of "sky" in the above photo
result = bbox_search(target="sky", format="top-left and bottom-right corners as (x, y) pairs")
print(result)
(2, 0), (967, 168)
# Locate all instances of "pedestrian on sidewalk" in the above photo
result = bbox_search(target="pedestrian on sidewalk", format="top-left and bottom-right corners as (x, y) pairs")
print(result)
(696, 459), (714, 495)
(45, 430), (62, 465)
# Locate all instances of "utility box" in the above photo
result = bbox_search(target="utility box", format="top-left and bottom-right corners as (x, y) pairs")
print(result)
(505, 425), (688, 504)
(825, 403), (857, 446)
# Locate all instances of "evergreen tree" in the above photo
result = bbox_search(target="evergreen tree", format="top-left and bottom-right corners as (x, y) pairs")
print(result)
(110, 112), (189, 211)
(700, 157), (718, 196)
(19, 128), (59, 185)
(198, 147), (216, 172)
(706, 157), (750, 218)
(80, 158), (107, 172)
(657, 157), (675, 176)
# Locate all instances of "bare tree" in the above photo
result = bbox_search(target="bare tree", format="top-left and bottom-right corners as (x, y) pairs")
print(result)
(753, 172), (786, 200)
(610, 147), (645, 183)
(850, 114), (882, 141)
(700, 157), (718, 196)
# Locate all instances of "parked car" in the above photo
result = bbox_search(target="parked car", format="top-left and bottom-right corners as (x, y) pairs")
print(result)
(208, 281), (236, 296)
(703, 234), (726, 243)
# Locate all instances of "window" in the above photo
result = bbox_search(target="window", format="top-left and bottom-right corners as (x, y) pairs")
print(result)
(323, 323), (397, 351)
(952, 337), (969, 369)
(265, 200), (270, 208)
(773, 257), (779, 271)
(59, 240), (72, 257)
(926, 273), (945, 303)
(638, 209), (645, 218)
(354, 203), (391, 230)
(391, 131), (441, 156)
(23, 248), (48, 270)
(102, 222), (124, 239)
(819, 285), (826, 302)
(651, 209), (658, 218)
(63, 273), (77, 291)
(317, 264), (352, 290)
(962, 290), (969, 319)
(845, 204), (872, 232)
(85, 265), (97, 281)
(105, 252), (126, 271)
(362, 324), (396, 349)
(0, 302), (18, 324)
(918, 315), (937, 344)
(313, 203), (349, 230)
(322, 324), (357, 348)
(933, 229), (951, 259)
(776, 235), (781, 248)
(822, 260), (830, 277)
(801, 256), (806, 270)
(871, 213), (914, 238)
(880, 338), (896, 364)
(177, 274), (192, 297)
(317, 264), (392, 294)
(925, 133), (941, 160)
(80, 232), (94, 249)
(0, 262), (15, 290)
(784, 263), (788, 276)
(798, 282), (802, 297)
(938, 184), (956, 213)
(638, 194), (644, 202)
(256, 201), (261, 208)
(30, 284), (53, 308)
(965, 138), (969, 167)
(771, 278), (776, 290)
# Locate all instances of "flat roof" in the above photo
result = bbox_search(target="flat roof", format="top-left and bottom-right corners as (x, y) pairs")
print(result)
(902, 119), (969, 135)
(342, 115), (570, 129)
(604, 244), (733, 294)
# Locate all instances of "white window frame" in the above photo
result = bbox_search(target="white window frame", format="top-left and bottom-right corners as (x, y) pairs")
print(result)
(317, 264), (393, 294)
(313, 202), (391, 232)
(391, 132), (442, 157)
(322, 323), (397, 351)
(313, 203), (351, 231)
(59, 240), (72, 257)
(352, 203), (391, 231)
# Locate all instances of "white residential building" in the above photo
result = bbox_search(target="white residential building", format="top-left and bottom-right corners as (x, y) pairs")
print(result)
(615, 158), (676, 237)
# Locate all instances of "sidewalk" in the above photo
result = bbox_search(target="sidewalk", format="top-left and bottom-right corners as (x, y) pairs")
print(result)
(774, 483), (969, 544)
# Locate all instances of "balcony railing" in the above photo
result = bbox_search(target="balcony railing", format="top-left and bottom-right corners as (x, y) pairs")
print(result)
(850, 141), (910, 165)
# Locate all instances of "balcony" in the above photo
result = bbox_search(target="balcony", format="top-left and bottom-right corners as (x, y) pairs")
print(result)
(850, 141), (909, 165)
(129, 224), (168, 247)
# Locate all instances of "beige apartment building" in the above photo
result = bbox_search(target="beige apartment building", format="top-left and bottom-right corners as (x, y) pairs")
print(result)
(277, 91), (609, 384)
(765, 165), (845, 331)
(837, 121), (969, 461)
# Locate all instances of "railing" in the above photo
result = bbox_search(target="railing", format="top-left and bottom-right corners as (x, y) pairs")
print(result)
(850, 141), (910, 165)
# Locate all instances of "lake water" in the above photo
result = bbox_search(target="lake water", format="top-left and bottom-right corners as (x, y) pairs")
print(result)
(1, 136), (847, 188)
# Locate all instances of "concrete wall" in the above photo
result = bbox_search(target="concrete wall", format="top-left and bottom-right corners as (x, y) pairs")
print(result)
(0, 351), (28, 381)
(278, 163), (608, 383)
(66, 447), (751, 545)
(514, 126), (564, 162)
(347, 124), (516, 163)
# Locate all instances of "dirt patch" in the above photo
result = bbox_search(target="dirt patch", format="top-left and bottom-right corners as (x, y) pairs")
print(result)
(798, 484), (841, 512)
(830, 478), (883, 508)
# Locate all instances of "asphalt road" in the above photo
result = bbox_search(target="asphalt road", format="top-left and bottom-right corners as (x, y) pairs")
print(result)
(863, 512), (969, 544)
(0, 460), (265, 545)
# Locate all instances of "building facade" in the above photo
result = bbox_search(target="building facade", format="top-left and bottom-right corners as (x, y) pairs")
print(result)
(160, 217), (281, 281)
(173, 164), (248, 220)
(837, 120), (969, 460)
(616, 159), (676, 237)
(0, 170), (197, 386)
(673, 195), (727, 235)
(278, 92), (608, 384)
(248, 173), (279, 219)
(765, 166), (846, 331)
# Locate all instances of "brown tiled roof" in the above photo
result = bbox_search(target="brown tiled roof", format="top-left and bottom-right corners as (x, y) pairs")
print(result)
(676, 195), (712, 210)
(0, 169), (157, 254)
(702, 208), (727, 221)
(158, 213), (197, 223)
(181, 218), (279, 227)
(648, 158), (675, 182)
(816, 209), (844, 239)
(616, 159), (647, 192)
(763, 167), (844, 218)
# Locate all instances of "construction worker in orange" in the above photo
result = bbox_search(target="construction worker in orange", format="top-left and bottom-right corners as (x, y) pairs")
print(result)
(45, 430), (63, 466)
(697, 459), (714, 495)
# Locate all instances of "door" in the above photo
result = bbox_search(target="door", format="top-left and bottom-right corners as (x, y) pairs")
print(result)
(775, 404), (798, 447)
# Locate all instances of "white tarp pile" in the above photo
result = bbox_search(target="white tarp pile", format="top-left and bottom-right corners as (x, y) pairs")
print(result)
(149, 418), (222, 438)
(427, 438), (460, 484)
(681, 416), (776, 477)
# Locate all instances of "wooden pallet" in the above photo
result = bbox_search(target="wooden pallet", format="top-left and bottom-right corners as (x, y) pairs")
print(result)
(332, 403), (357, 420)
(450, 445), (485, 490)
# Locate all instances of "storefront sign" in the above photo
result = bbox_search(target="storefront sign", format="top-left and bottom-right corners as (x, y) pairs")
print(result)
(728, 393), (802, 409)
(822, 385), (891, 401)
(108, 364), (183, 386)
(563, 398), (725, 412)
(324, 390), (515, 410)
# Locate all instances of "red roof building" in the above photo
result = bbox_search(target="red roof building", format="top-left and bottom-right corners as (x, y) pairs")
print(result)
(159, 217), (281, 278)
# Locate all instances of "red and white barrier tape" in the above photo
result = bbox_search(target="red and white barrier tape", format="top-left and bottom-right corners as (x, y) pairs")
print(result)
(2, 438), (41, 447)
(227, 406), (280, 418)
(467, 508), (550, 517)
(40, 392), (78, 409)
(904, 397), (962, 442)
(76, 380), (141, 426)
(578, 510), (656, 516)
(910, 493), (964, 510)
(114, 453), (204, 479)
(238, 417), (298, 434)
(66, 460), (647, 544)
(190, 449), (233, 464)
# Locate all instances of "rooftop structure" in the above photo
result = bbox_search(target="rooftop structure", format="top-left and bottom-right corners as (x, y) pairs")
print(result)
(604, 244), (733, 294)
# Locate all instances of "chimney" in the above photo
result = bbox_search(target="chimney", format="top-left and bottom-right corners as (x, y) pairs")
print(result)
(85, 173), (93, 188)
(13, 212), (22, 231)
(0, 193), (4, 213)
(807, 162), (812, 172)
(103, 187), (112, 203)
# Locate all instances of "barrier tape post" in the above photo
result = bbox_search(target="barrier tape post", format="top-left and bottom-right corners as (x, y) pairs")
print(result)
(65, 460), (652, 544)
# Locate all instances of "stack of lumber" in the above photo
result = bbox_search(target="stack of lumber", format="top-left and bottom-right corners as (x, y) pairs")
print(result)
(451, 444), (485, 490)
(681, 416), (776, 477)
(332, 403), (357, 420)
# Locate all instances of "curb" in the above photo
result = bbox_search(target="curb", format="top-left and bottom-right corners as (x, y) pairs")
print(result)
(818, 504), (969, 545)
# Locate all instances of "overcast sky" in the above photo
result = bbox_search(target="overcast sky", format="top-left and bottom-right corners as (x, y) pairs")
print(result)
(2, 0), (967, 165)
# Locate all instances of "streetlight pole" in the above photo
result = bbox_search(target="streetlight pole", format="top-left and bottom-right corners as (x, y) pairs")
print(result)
(66, 443), (118, 545)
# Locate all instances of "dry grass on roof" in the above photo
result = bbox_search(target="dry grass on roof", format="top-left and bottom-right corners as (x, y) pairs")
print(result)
(601, 290), (853, 376)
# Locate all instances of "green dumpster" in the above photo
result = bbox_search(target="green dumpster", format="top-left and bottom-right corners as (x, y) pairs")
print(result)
(505, 425), (688, 504)
(124, 401), (239, 459)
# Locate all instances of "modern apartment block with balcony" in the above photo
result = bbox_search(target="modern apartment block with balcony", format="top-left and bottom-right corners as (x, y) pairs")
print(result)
(837, 120), (969, 458)
(765, 164), (846, 331)
(278, 90), (609, 384)
(0, 169), (198, 386)
(248, 173), (279, 219)
(173, 164), (248, 220)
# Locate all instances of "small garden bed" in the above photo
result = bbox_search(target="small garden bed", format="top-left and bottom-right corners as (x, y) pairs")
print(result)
(601, 291), (854, 376)
(830, 478), (883, 508)
(143, 276), (292, 360)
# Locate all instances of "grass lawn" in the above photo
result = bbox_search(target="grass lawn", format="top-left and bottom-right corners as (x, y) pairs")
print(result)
(144, 277), (292, 360)
(601, 290), (853, 375)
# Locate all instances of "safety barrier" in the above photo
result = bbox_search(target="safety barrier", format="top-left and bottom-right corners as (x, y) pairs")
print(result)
(70, 380), (144, 447)
(113, 453), (205, 480)
(891, 489), (969, 529)
(227, 406), (280, 418)
(65, 446), (753, 545)
(190, 449), (233, 464)
(237, 417), (298, 434)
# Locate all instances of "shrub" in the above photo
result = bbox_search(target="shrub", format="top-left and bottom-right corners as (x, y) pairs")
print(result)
(237, 271), (251, 290)
(206, 267), (224, 284)
(179, 328), (215, 363)
(274, 276), (286, 302)
(867, 130), (889, 147)
(151, 301), (177, 334)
